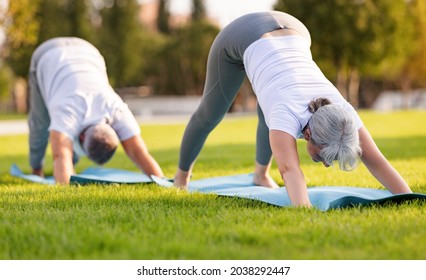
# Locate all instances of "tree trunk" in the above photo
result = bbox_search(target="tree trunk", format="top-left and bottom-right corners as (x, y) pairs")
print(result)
(13, 77), (28, 113)
(336, 68), (349, 100)
(348, 69), (360, 109)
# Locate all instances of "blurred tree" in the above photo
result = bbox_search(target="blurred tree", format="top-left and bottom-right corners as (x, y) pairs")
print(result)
(157, 0), (170, 34)
(97, 0), (146, 87)
(37, 0), (95, 43)
(1, 0), (41, 77)
(274, 0), (416, 108)
(155, 21), (219, 95)
(401, 0), (426, 89)
(37, 0), (66, 42)
(1, 0), (42, 113)
(192, 0), (206, 22)
(0, 0), (40, 53)
(66, 0), (95, 42)
(1, 0), (96, 77)
(0, 66), (12, 103)
(134, 30), (168, 92)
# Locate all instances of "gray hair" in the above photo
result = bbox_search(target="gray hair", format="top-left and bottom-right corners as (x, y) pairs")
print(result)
(308, 98), (361, 171)
(82, 122), (119, 165)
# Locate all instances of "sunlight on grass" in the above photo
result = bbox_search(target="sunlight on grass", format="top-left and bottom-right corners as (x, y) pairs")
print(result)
(1, 110), (425, 260)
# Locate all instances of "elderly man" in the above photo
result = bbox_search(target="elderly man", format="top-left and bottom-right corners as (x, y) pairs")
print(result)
(28, 37), (164, 184)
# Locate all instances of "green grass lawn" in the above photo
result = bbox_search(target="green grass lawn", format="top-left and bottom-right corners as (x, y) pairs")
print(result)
(0, 113), (26, 121)
(0, 111), (425, 260)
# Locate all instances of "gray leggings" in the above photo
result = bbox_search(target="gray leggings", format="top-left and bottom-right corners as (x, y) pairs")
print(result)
(178, 11), (311, 171)
(28, 37), (96, 169)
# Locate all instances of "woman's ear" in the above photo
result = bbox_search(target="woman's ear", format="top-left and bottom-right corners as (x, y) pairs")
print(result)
(304, 128), (311, 141)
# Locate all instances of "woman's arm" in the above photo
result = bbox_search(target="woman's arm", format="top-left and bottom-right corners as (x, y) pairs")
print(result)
(50, 131), (75, 184)
(121, 135), (164, 177)
(270, 130), (312, 207)
(359, 126), (412, 194)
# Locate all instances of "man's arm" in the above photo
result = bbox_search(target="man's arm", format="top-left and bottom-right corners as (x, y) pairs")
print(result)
(359, 126), (412, 194)
(270, 130), (312, 207)
(121, 135), (164, 177)
(50, 130), (75, 184)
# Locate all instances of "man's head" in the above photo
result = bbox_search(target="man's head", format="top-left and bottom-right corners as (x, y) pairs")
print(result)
(80, 122), (119, 165)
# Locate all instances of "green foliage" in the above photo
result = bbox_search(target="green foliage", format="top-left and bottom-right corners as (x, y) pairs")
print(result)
(2, 0), (96, 77)
(0, 66), (12, 101)
(1, 0), (41, 77)
(274, 0), (416, 78)
(0, 0), (218, 114)
(0, 0), (40, 52)
(0, 111), (425, 259)
(155, 21), (219, 95)
(274, 0), (418, 107)
(157, 0), (170, 34)
(403, 0), (426, 88)
(37, 0), (93, 43)
(191, 0), (207, 22)
(1, 0), (425, 110)
(96, 0), (147, 87)
(66, 0), (95, 42)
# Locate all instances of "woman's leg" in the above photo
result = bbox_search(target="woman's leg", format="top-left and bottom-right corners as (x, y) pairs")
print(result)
(177, 12), (282, 175)
(176, 35), (247, 183)
(175, 11), (309, 187)
(254, 104), (279, 188)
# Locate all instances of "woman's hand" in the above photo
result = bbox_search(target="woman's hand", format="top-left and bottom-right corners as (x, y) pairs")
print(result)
(359, 126), (412, 194)
(270, 130), (312, 207)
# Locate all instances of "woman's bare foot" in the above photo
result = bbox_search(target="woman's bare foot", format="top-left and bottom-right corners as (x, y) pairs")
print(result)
(174, 168), (191, 190)
(253, 161), (280, 188)
(253, 173), (280, 189)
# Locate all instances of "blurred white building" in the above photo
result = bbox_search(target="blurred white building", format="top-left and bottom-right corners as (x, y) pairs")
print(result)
(372, 89), (426, 111)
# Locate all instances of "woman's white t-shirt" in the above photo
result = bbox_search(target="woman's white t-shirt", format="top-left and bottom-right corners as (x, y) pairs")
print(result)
(243, 35), (363, 139)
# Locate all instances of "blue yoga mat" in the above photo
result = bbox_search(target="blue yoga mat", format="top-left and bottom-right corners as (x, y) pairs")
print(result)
(70, 167), (152, 184)
(10, 164), (426, 211)
(151, 173), (426, 211)
(10, 164), (55, 185)
(10, 164), (152, 185)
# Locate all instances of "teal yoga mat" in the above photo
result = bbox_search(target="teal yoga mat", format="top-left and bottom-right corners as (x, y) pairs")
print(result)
(10, 164), (152, 185)
(151, 173), (426, 211)
(10, 164), (425, 211)
(10, 164), (55, 185)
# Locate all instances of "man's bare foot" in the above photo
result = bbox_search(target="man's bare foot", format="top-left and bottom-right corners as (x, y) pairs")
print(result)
(253, 173), (280, 189)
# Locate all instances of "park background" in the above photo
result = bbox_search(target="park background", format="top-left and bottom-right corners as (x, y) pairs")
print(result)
(0, 0), (426, 262)
(1, 0), (426, 116)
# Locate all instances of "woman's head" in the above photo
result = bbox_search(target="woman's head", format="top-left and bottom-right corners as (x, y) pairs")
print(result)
(80, 121), (119, 165)
(305, 98), (361, 171)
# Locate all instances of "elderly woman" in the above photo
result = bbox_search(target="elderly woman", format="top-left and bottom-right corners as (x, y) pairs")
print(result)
(174, 11), (412, 207)
(29, 37), (164, 183)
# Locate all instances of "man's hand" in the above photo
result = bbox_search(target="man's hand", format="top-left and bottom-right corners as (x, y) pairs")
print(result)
(50, 130), (75, 184)
(121, 135), (164, 177)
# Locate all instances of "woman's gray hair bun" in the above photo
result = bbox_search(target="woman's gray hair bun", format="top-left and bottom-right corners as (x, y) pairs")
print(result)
(307, 98), (361, 171)
(308, 98), (332, 113)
